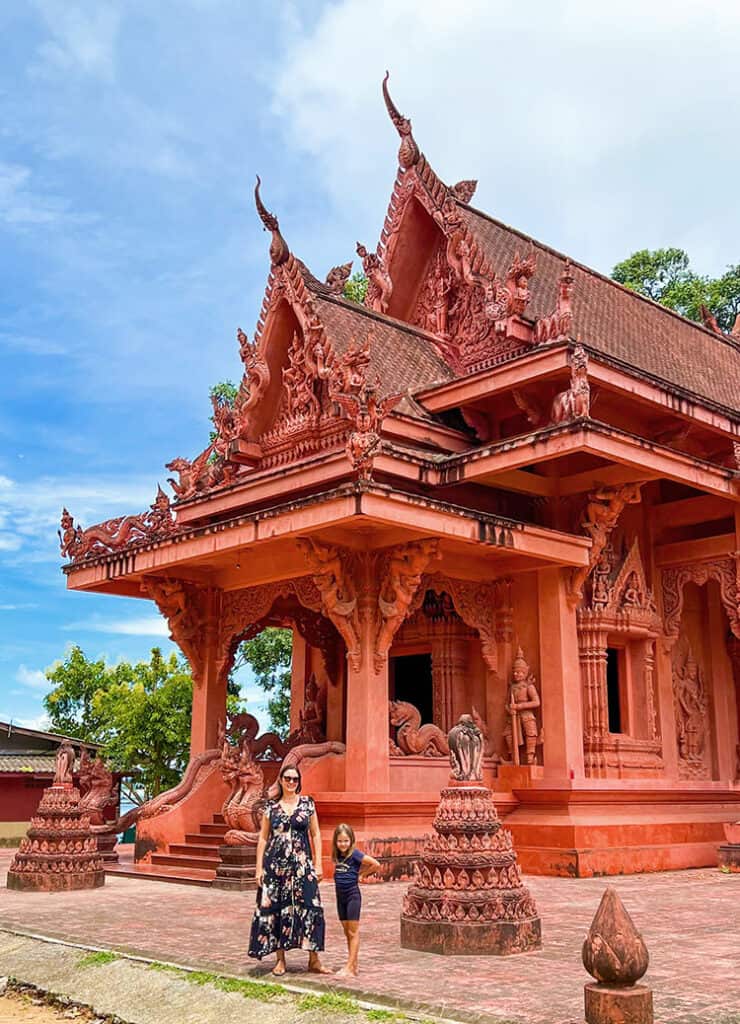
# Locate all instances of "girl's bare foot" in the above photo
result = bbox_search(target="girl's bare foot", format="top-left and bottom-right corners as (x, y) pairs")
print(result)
(336, 965), (358, 977)
(307, 954), (333, 975)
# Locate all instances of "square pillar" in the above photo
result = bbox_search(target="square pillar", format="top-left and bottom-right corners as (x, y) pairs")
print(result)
(190, 625), (227, 756)
(344, 608), (390, 793)
(289, 630), (309, 736)
(537, 567), (585, 780)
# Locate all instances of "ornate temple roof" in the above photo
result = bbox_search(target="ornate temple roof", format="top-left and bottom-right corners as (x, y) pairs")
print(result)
(459, 204), (740, 415)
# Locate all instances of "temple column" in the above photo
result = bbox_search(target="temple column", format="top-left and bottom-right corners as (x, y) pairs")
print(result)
(345, 591), (390, 792)
(537, 567), (585, 780)
(289, 629), (308, 736)
(655, 639), (679, 779)
(189, 588), (227, 756)
(708, 585), (734, 780)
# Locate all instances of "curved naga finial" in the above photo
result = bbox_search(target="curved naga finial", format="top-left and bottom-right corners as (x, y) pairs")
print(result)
(254, 175), (289, 266)
(382, 71), (419, 170)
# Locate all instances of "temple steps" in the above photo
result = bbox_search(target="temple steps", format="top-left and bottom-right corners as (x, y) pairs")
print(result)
(184, 832), (224, 846)
(151, 851), (220, 871)
(168, 842), (223, 859)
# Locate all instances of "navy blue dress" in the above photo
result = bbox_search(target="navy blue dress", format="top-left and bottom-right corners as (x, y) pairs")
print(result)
(248, 796), (325, 960)
(334, 848), (364, 921)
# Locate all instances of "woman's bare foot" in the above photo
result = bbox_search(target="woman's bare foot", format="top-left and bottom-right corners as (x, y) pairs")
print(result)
(336, 964), (358, 977)
(271, 954), (287, 977)
(307, 954), (332, 975)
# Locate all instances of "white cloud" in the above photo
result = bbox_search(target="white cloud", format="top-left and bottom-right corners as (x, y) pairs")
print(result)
(1, 712), (52, 732)
(274, 0), (740, 277)
(0, 472), (160, 568)
(15, 665), (50, 691)
(31, 1), (122, 82)
(63, 616), (170, 638)
(0, 162), (75, 227)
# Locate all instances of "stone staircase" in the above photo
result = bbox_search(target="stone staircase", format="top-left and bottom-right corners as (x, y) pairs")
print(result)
(107, 814), (228, 887)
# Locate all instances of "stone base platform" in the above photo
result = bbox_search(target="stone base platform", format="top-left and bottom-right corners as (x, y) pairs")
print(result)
(7, 869), (104, 893)
(400, 914), (542, 956)
(212, 844), (257, 891)
(585, 982), (653, 1024)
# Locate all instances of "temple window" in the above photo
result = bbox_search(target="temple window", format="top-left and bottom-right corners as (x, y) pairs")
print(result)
(606, 647), (624, 734)
(390, 652), (434, 726)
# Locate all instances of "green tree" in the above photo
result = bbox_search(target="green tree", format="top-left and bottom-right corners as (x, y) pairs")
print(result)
(233, 627), (293, 737)
(612, 249), (740, 331)
(44, 646), (194, 803)
(343, 271), (368, 304)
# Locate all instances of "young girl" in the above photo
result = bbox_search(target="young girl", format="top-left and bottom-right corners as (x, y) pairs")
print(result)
(332, 823), (380, 976)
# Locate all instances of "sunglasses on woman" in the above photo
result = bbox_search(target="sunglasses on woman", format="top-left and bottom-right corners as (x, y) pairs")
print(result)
(282, 775), (299, 783)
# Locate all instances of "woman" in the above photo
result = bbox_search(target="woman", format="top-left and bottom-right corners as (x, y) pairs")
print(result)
(248, 764), (331, 975)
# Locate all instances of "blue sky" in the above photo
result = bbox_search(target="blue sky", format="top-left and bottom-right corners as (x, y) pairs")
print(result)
(2, 0), (739, 730)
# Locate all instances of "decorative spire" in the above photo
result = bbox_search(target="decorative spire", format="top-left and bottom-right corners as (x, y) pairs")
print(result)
(382, 71), (420, 170)
(451, 180), (478, 204)
(731, 312), (740, 340)
(700, 303), (722, 335)
(254, 175), (289, 266)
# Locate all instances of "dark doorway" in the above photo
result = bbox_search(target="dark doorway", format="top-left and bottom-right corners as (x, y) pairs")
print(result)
(390, 653), (434, 725)
(606, 647), (622, 734)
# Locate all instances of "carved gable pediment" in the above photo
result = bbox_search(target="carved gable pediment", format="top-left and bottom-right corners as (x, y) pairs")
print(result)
(583, 537), (660, 633)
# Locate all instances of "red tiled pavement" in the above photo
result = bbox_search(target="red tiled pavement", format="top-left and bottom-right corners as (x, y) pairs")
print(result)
(0, 849), (737, 1024)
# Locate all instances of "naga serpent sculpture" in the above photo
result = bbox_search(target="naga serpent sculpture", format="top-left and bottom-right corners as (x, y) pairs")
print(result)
(389, 700), (449, 757)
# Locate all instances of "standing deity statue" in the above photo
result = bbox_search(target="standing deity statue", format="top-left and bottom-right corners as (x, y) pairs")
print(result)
(448, 714), (483, 782)
(54, 740), (76, 786)
(503, 648), (542, 766)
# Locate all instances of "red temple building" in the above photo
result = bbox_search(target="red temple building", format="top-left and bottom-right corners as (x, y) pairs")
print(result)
(59, 78), (740, 880)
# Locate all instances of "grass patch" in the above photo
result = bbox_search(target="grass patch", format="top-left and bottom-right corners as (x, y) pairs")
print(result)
(365, 1011), (399, 1022)
(297, 991), (360, 1014)
(147, 962), (186, 976)
(212, 975), (283, 1000)
(76, 951), (119, 968)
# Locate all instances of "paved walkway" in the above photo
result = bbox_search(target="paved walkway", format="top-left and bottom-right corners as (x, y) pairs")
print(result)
(0, 850), (738, 1024)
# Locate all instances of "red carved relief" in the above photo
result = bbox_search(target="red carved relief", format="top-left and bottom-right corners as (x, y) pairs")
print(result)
(502, 648), (543, 766)
(672, 643), (710, 779)
(421, 573), (510, 673)
(58, 486), (177, 563)
(504, 250), (537, 317)
(234, 327), (270, 441)
(661, 556), (740, 643)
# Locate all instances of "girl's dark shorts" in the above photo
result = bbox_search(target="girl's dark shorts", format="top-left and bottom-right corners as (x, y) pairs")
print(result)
(336, 886), (362, 922)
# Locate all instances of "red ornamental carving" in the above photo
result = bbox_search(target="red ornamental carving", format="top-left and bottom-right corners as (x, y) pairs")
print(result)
(662, 556), (740, 643)
(166, 443), (237, 501)
(325, 261), (353, 295)
(234, 327), (270, 441)
(7, 752), (105, 892)
(376, 539), (441, 667)
(296, 537), (362, 670)
(551, 344), (591, 424)
(59, 487), (177, 563)
(382, 71), (420, 170)
(254, 175), (289, 266)
(451, 179), (478, 204)
(401, 717), (540, 955)
(534, 260), (575, 343)
(504, 249), (537, 317)
(356, 241), (393, 313)
(142, 578), (218, 685)
(569, 483), (643, 606)
(389, 699), (449, 757)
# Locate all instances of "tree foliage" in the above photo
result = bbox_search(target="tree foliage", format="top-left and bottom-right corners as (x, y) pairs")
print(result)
(343, 271), (368, 304)
(233, 627), (293, 737)
(612, 249), (740, 332)
(44, 646), (194, 803)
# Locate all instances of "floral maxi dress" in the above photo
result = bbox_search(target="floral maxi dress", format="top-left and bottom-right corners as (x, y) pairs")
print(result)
(248, 795), (325, 959)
